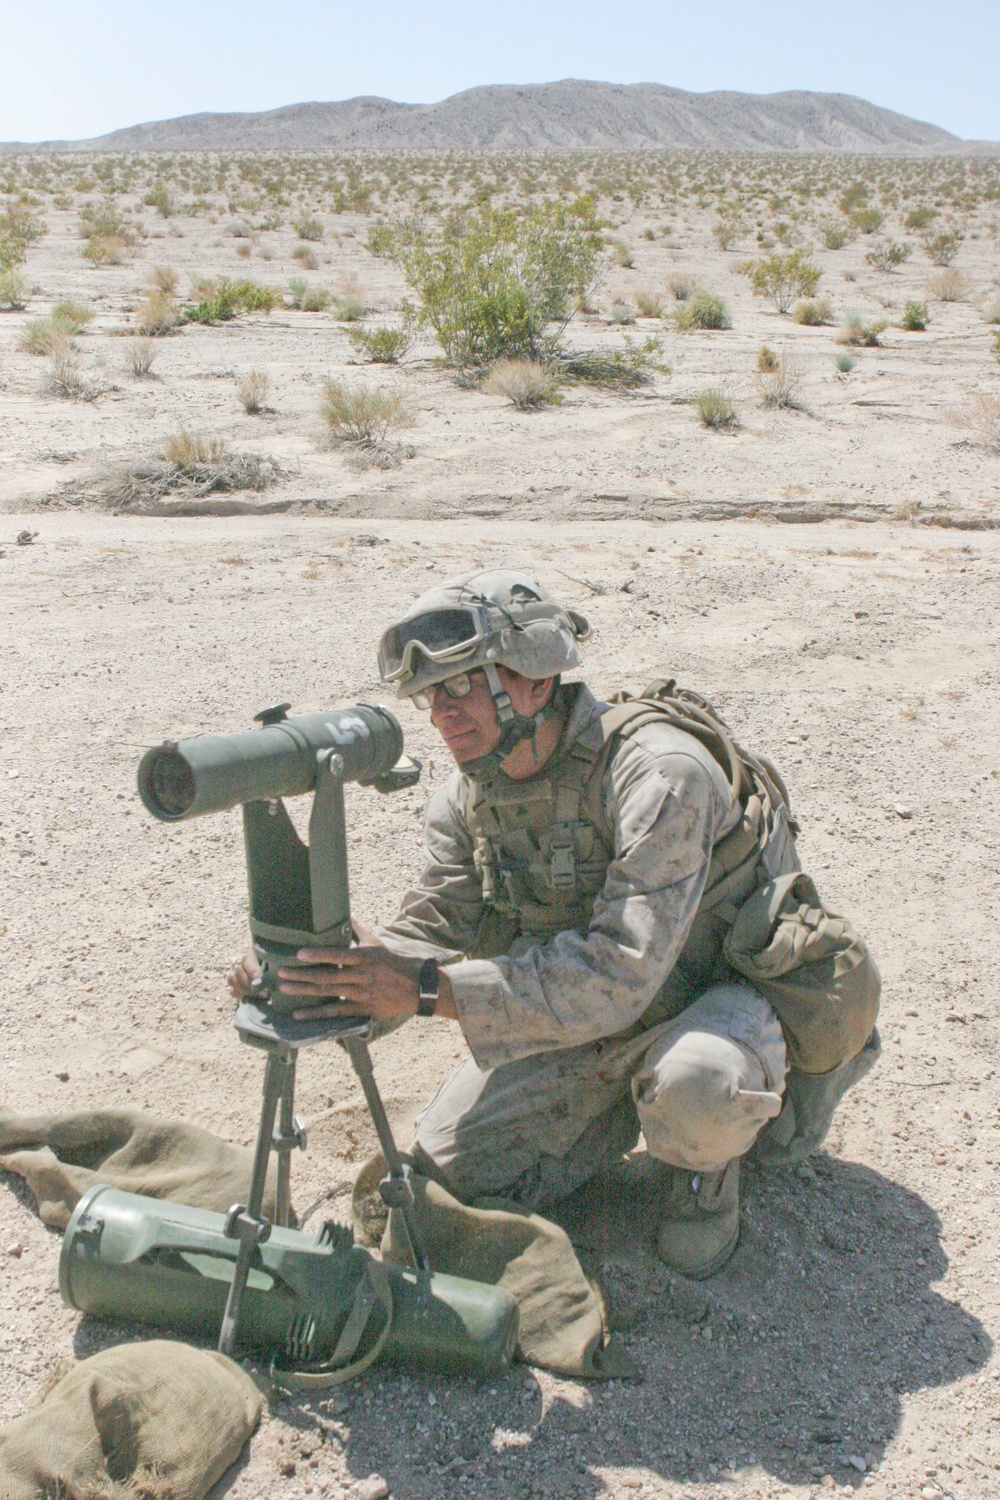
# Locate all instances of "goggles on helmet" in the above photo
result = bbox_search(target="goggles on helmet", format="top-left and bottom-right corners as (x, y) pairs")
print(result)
(377, 605), (489, 684)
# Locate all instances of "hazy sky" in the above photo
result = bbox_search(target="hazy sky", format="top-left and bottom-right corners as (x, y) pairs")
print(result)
(4, 0), (999, 143)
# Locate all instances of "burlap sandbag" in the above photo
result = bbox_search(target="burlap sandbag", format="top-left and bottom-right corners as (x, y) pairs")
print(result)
(0, 1341), (262, 1500)
(723, 871), (881, 1075)
(353, 1155), (633, 1380)
(0, 1110), (276, 1231)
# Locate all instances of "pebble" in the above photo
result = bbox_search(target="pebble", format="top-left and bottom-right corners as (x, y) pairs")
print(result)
(847, 1455), (866, 1472)
(56, 1070), (70, 1081)
(355, 1477), (390, 1500)
(894, 804), (914, 819)
(921, 1488), (943, 1500)
(6, 1244), (24, 1258)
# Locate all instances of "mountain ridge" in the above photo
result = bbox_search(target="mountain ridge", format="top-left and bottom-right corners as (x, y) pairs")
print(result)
(3, 80), (992, 154)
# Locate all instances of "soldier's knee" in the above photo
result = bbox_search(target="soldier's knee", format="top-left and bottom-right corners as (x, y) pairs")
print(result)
(633, 1030), (783, 1172)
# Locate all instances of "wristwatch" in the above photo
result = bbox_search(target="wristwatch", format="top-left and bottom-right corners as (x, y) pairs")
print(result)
(417, 957), (440, 1017)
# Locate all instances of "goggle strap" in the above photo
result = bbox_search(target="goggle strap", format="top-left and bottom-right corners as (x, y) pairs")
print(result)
(483, 663), (515, 723)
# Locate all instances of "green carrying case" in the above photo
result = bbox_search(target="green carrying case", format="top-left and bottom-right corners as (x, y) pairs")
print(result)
(60, 1185), (518, 1383)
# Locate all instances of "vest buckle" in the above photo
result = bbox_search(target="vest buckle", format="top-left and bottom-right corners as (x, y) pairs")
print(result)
(549, 835), (577, 890)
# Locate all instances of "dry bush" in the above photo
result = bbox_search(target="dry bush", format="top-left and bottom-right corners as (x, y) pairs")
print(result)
(123, 335), (157, 378)
(966, 392), (1000, 447)
(335, 280), (368, 321)
(235, 242), (252, 260)
(46, 332), (101, 400)
(606, 238), (634, 268)
(19, 302), (92, 354)
(237, 368), (271, 414)
(668, 273), (696, 301)
(923, 228), (963, 266)
(608, 298), (636, 324)
(836, 314), (886, 348)
(558, 335), (664, 389)
(635, 289), (665, 318)
(287, 278), (331, 311)
(793, 299), (833, 325)
(103, 435), (285, 509)
(675, 292), (731, 331)
(319, 378), (414, 447)
(150, 266), (179, 294)
(347, 321), (415, 364)
(927, 269), (967, 302)
(695, 388), (738, 430)
(755, 348), (802, 409)
(136, 289), (180, 335)
(294, 213), (324, 242)
(82, 235), (127, 266)
(292, 245), (319, 270)
(0, 270), (29, 310)
(835, 352), (857, 373)
(484, 359), (562, 409)
(983, 297), (1000, 325)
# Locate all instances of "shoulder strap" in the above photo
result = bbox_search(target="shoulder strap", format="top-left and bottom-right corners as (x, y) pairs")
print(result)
(271, 1254), (393, 1391)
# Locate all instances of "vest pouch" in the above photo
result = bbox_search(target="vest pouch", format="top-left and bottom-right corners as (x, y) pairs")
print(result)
(722, 871), (881, 1075)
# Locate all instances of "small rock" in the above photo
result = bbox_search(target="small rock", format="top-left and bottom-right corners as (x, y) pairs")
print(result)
(921, 1488), (943, 1500)
(6, 1243), (23, 1258)
(56, 1070), (70, 1082)
(355, 1477), (390, 1500)
(847, 1455), (867, 1473)
(893, 804), (913, 819)
(670, 1278), (711, 1324)
(280, 1460), (297, 1477)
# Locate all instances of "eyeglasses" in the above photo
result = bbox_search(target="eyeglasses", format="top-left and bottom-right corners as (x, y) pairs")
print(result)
(378, 605), (489, 684)
(411, 672), (477, 711)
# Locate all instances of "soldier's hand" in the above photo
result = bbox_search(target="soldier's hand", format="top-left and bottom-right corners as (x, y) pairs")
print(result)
(280, 926), (456, 1022)
(226, 947), (261, 999)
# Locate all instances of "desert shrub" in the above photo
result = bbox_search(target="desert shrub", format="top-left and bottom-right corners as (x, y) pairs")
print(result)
(235, 242), (252, 260)
(387, 201), (602, 367)
(757, 345), (779, 373)
(82, 235), (127, 266)
(366, 223), (396, 258)
(182, 278), (281, 324)
(756, 348), (801, 409)
(865, 239), (911, 274)
(967, 391), (1000, 446)
(287, 278), (331, 311)
(904, 205), (936, 230)
(292, 245), (319, 269)
(150, 266), (179, 294)
(635, 289), (664, 318)
(712, 213), (748, 251)
(105, 438), (284, 509)
(0, 203), (46, 270)
(123, 335), (157, 377)
(45, 332), (102, 400)
(136, 289), (180, 335)
(818, 218), (850, 250)
(849, 206), (885, 235)
(164, 430), (228, 467)
(695, 388), (738, 430)
(606, 238), (634, 268)
(143, 182), (172, 217)
(335, 294), (368, 321)
(738, 250), (822, 313)
(927, 269), (967, 302)
(53, 300), (94, 334)
(237, 368), (271, 414)
(835, 352), (857, 373)
(609, 298), (636, 324)
(557, 335), (664, 389)
(836, 314), (886, 347)
(793, 298), (833, 325)
(668, 273), (696, 301)
(675, 291), (731, 330)
(79, 198), (136, 254)
(347, 320), (415, 363)
(484, 358), (562, 409)
(294, 213), (324, 241)
(19, 302), (92, 353)
(983, 297), (1000, 325)
(0, 269), (28, 309)
(923, 228), (963, 266)
(902, 300), (929, 332)
(319, 378), (414, 446)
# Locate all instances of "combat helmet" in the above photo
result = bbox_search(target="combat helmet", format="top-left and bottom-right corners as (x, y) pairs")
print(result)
(377, 568), (591, 779)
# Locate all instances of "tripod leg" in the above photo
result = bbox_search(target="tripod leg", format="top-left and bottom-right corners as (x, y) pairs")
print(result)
(343, 1037), (431, 1275)
(275, 1050), (297, 1228)
(218, 1046), (284, 1356)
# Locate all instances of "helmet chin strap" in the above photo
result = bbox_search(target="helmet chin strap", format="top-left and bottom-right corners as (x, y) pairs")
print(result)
(458, 663), (560, 784)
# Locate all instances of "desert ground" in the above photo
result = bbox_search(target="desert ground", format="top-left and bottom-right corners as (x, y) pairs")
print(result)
(1, 151), (1000, 1500)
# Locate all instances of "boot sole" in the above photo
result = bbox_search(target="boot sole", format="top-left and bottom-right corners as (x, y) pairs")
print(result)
(656, 1224), (740, 1281)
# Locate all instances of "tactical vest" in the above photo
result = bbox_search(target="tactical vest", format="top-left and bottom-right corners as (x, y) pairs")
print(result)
(467, 680), (799, 1026)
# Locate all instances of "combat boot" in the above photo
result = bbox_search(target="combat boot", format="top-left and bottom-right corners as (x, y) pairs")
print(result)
(655, 1159), (740, 1279)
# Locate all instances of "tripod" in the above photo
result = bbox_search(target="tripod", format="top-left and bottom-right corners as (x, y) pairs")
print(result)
(217, 999), (431, 1359)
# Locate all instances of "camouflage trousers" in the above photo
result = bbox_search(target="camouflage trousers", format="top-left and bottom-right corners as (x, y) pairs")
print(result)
(412, 984), (788, 1209)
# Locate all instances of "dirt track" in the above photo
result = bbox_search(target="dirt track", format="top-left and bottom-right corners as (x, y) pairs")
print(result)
(1, 510), (999, 1500)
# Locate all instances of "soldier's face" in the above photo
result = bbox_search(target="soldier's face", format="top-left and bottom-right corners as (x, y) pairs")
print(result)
(428, 667), (547, 765)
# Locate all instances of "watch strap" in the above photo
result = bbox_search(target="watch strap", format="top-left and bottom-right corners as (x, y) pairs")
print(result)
(417, 957), (439, 1017)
